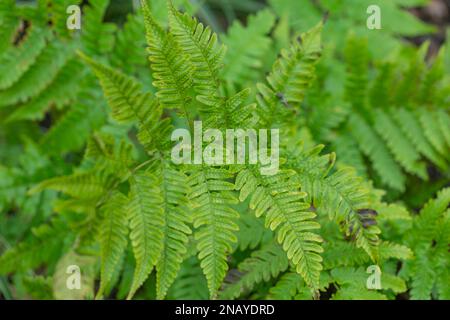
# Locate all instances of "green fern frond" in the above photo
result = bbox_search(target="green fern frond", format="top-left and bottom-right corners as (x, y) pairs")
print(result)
(418, 109), (449, 158)
(0, 26), (49, 90)
(6, 59), (86, 122)
(349, 113), (405, 191)
(168, 0), (225, 98)
(110, 11), (147, 74)
(189, 167), (239, 298)
(97, 191), (129, 298)
(236, 167), (323, 290)
(30, 171), (111, 200)
(266, 21), (322, 105)
(287, 144), (381, 261)
(80, 54), (171, 153)
(393, 108), (448, 170)
(222, 9), (275, 87)
(81, 0), (116, 56)
(403, 188), (450, 300)
(198, 87), (256, 129)
(236, 211), (272, 251)
(257, 21), (323, 127)
(331, 267), (388, 300)
(374, 109), (427, 179)
(0, 40), (73, 108)
(156, 165), (192, 300)
(169, 255), (209, 300)
(0, 218), (73, 274)
(127, 172), (164, 299)
(344, 36), (369, 111)
(268, 272), (306, 300)
(39, 94), (106, 155)
(142, 1), (194, 113)
(220, 243), (289, 299)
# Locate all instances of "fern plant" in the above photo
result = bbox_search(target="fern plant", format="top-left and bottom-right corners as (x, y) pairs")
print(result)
(0, 0), (448, 301)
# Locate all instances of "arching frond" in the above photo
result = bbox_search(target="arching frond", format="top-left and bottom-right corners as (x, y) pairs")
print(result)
(235, 167), (323, 290)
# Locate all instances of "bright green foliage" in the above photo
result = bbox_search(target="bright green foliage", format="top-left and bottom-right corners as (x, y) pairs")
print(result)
(0, 0), (448, 301)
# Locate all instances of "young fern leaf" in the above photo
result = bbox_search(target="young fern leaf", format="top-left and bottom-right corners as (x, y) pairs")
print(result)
(168, 0), (225, 99)
(127, 172), (164, 299)
(189, 167), (239, 298)
(141, 1), (194, 114)
(98, 191), (129, 298)
(235, 168), (323, 290)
